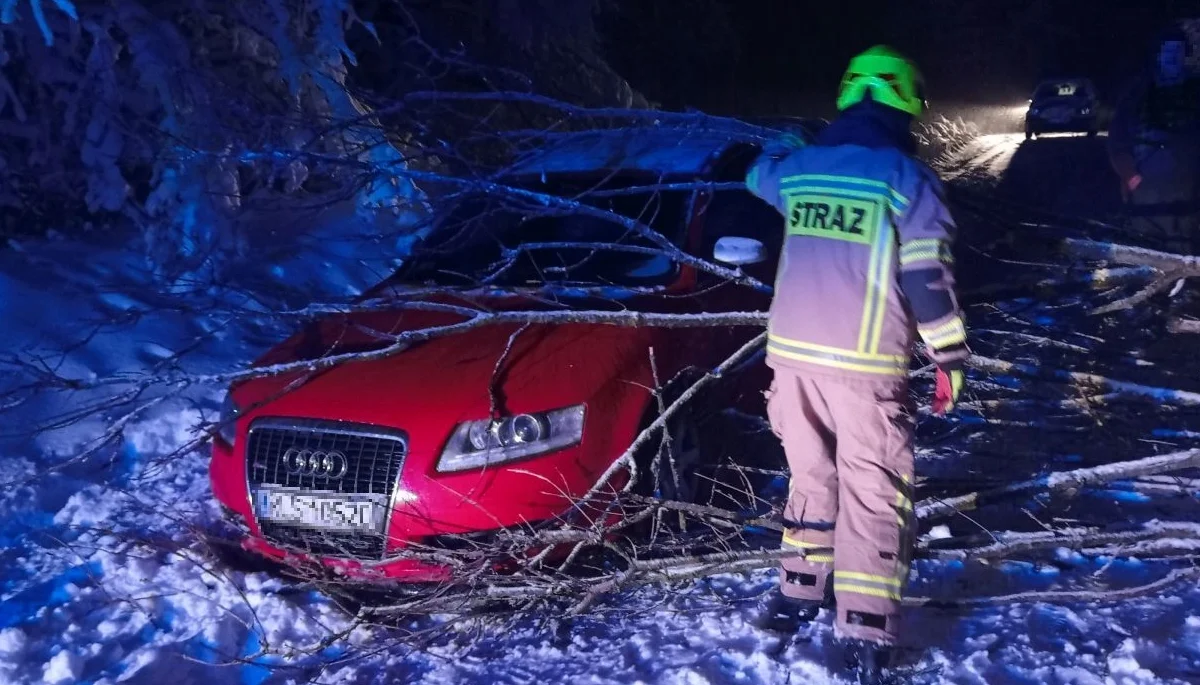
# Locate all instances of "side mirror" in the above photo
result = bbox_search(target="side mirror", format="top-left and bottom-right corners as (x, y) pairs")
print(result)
(714, 237), (767, 266)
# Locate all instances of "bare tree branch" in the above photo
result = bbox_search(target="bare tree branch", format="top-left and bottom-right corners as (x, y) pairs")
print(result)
(917, 449), (1200, 523)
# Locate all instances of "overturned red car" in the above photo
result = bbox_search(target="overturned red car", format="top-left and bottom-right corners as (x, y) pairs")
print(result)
(209, 125), (811, 581)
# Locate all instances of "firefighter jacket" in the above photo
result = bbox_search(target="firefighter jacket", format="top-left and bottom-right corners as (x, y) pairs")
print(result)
(746, 104), (968, 379)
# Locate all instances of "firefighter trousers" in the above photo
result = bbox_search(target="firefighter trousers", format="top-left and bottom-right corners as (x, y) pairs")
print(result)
(766, 367), (916, 645)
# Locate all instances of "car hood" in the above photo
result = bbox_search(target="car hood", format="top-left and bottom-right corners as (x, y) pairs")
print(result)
(233, 294), (658, 450)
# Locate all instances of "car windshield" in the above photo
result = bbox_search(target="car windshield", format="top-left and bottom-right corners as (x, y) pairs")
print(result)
(397, 188), (692, 289)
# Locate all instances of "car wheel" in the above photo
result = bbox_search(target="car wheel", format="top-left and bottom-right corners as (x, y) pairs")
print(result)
(1024, 129), (1033, 141)
(1087, 129), (1098, 138)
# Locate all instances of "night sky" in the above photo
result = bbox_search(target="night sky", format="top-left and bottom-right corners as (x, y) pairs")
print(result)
(613, 0), (1200, 117)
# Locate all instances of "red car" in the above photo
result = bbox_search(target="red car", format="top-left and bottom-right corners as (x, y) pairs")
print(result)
(209, 126), (806, 581)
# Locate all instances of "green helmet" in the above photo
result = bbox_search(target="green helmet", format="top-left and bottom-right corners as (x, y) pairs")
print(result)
(837, 46), (927, 117)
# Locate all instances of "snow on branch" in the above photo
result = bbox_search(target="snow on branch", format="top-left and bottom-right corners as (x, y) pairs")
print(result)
(917, 448), (1200, 523)
(968, 355), (1200, 407)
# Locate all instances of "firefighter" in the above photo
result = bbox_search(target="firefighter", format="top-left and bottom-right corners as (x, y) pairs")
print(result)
(1108, 24), (1200, 256)
(745, 46), (968, 679)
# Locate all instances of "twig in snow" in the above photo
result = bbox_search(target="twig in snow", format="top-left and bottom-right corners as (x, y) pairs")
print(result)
(1089, 271), (1186, 315)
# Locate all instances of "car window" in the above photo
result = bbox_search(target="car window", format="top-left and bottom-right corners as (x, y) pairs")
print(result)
(1034, 82), (1092, 101)
(397, 189), (692, 288)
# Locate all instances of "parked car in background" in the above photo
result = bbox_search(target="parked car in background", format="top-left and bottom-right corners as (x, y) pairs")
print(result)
(1025, 78), (1099, 139)
(209, 123), (819, 582)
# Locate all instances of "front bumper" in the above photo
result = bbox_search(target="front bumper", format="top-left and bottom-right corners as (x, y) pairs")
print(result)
(1026, 113), (1097, 133)
(209, 424), (624, 582)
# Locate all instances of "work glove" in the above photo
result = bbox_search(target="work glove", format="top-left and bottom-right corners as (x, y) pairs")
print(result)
(933, 367), (964, 415)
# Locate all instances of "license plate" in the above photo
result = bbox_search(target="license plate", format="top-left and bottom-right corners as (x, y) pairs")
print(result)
(253, 488), (384, 532)
(1047, 109), (1070, 123)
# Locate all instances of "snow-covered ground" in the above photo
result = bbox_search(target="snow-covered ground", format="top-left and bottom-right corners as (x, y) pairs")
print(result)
(4, 135), (1200, 685)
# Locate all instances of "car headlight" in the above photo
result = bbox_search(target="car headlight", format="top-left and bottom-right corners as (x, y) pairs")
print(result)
(217, 392), (241, 445)
(436, 404), (586, 472)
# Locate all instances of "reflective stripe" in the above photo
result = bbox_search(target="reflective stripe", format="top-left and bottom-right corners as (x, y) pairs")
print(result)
(834, 583), (901, 601)
(900, 239), (953, 267)
(857, 221), (894, 354)
(901, 238), (941, 252)
(767, 339), (908, 376)
(782, 533), (830, 549)
(856, 224), (882, 351)
(779, 174), (910, 209)
(868, 226), (894, 354)
(837, 571), (902, 588)
(768, 334), (905, 362)
(899, 250), (953, 266)
(782, 532), (834, 563)
(835, 570), (906, 601)
(919, 317), (967, 349)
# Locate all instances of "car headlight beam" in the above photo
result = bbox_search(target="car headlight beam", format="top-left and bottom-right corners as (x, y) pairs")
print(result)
(437, 404), (586, 472)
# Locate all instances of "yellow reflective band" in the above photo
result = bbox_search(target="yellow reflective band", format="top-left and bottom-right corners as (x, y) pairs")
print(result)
(868, 228), (893, 354)
(837, 571), (903, 587)
(779, 174), (910, 208)
(781, 534), (835, 563)
(899, 251), (954, 266)
(900, 239), (952, 266)
(857, 228), (883, 352)
(783, 533), (832, 551)
(767, 344), (909, 376)
(919, 318), (967, 349)
(925, 328), (967, 349)
(833, 583), (901, 601)
(900, 238), (941, 252)
(781, 532), (830, 549)
(768, 334), (905, 362)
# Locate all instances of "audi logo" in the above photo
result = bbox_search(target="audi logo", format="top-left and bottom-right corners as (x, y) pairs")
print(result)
(283, 448), (348, 479)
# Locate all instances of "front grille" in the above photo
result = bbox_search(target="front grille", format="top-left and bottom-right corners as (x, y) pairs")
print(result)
(246, 417), (407, 560)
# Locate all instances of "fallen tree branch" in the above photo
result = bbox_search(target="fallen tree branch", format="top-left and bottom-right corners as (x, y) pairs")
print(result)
(923, 521), (1200, 560)
(1089, 271), (1186, 315)
(962, 266), (1157, 301)
(201, 310), (769, 386)
(908, 566), (1200, 608)
(1167, 318), (1200, 334)
(575, 332), (768, 504)
(1064, 238), (1200, 273)
(916, 448), (1200, 523)
(968, 355), (1200, 407)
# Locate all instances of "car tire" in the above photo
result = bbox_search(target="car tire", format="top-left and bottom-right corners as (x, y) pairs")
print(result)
(1087, 129), (1098, 138)
(1025, 129), (1033, 141)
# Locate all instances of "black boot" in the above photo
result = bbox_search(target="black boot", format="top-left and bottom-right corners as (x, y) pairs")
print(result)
(756, 592), (822, 633)
(843, 639), (893, 684)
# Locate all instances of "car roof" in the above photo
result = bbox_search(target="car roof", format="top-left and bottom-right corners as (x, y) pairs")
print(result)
(502, 126), (750, 179)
